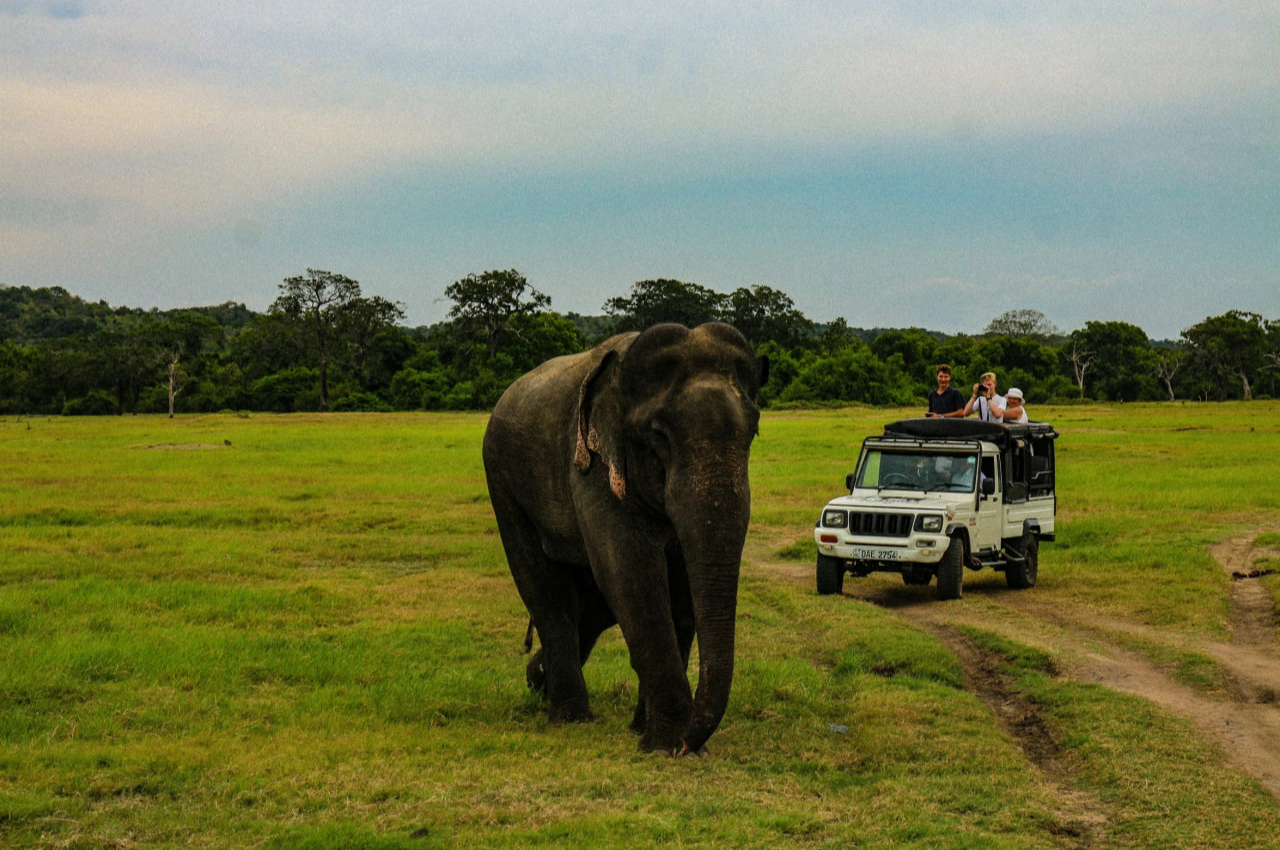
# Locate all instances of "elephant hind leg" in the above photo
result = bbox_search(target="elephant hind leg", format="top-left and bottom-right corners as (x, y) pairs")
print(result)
(526, 648), (547, 695)
(526, 581), (615, 707)
(576, 582), (617, 666)
(490, 490), (594, 724)
(538, 609), (596, 724)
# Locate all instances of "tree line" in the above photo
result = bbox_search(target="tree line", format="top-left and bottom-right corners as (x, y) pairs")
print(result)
(0, 273), (1276, 416)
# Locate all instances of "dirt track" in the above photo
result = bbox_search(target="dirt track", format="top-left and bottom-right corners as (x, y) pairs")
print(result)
(753, 531), (1280, 814)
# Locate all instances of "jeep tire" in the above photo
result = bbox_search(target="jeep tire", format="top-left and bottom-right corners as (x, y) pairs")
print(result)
(817, 554), (845, 595)
(937, 535), (965, 600)
(1005, 531), (1039, 590)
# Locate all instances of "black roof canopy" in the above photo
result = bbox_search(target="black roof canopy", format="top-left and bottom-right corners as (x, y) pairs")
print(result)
(881, 418), (1058, 447)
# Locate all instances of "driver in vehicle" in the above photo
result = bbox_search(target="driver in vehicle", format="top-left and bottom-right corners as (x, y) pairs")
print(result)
(951, 457), (976, 489)
(914, 455), (954, 489)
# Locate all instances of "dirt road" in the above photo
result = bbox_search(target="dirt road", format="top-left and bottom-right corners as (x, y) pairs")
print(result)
(755, 532), (1280, 807)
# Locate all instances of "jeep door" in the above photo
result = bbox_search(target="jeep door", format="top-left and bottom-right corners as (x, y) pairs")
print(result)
(973, 454), (1002, 553)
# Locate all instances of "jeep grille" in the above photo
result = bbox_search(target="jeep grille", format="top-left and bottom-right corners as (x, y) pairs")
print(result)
(849, 511), (913, 538)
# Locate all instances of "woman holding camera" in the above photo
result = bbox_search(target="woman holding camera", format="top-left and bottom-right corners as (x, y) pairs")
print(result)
(964, 372), (1006, 422)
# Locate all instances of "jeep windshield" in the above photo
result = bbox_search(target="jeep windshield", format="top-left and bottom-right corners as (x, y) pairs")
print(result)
(856, 450), (978, 493)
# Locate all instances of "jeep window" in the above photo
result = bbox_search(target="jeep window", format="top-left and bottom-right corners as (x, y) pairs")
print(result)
(856, 450), (979, 493)
(980, 456), (997, 495)
(1028, 437), (1055, 497)
(1007, 443), (1028, 503)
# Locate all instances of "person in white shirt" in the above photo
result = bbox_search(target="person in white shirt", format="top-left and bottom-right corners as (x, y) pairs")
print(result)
(964, 371), (1005, 422)
(1003, 387), (1028, 424)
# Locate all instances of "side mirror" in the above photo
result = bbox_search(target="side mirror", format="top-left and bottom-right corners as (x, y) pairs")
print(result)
(845, 473), (856, 492)
(981, 477), (996, 497)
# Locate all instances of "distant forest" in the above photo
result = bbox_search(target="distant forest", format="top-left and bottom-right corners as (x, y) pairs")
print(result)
(1, 272), (1276, 416)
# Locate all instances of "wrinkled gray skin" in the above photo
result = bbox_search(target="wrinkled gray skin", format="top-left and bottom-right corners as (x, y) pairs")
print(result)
(483, 323), (768, 754)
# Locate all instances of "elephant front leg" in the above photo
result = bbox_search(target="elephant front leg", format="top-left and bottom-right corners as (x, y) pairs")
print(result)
(631, 547), (697, 740)
(606, 577), (695, 752)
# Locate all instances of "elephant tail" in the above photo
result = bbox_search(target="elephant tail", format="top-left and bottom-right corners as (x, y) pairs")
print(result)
(523, 617), (535, 654)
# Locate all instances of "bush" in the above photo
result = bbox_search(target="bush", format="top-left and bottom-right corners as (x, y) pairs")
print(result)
(137, 386), (170, 414)
(330, 392), (393, 413)
(389, 367), (451, 410)
(251, 368), (320, 412)
(442, 381), (477, 411)
(779, 348), (916, 407)
(62, 391), (117, 416)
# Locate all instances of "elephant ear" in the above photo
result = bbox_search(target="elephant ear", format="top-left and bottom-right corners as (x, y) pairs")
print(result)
(753, 355), (770, 403)
(573, 350), (628, 498)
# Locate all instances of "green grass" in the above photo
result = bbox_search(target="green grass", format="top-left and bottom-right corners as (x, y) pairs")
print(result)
(1, 405), (1279, 848)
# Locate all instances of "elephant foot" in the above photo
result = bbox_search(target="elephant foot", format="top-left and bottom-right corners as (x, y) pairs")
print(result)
(680, 741), (709, 758)
(638, 727), (684, 754)
(547, 702), (595, 724)
(644, 742), (709, 758)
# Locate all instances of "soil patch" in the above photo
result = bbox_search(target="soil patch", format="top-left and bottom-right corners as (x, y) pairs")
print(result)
(1211, 535), (1279, 648)
(928, 623), (1110, 848)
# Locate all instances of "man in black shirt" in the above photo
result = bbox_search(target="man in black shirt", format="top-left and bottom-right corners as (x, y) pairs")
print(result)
(927, 363), (966, 418)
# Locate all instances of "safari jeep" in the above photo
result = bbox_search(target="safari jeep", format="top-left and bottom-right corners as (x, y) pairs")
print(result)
(814, 418), (1058, 600)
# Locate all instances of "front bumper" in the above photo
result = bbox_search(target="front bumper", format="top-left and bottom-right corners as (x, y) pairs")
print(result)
(814, 530), (947, 567)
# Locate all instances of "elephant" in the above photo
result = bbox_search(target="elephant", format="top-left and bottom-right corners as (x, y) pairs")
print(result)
(482, 322), (768, 754)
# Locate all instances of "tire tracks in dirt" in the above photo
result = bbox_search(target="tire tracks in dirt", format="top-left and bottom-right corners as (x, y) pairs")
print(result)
(752, 530), (1280, 828)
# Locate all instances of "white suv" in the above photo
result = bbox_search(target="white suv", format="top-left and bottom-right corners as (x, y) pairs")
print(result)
(814, 418), (1058, 600)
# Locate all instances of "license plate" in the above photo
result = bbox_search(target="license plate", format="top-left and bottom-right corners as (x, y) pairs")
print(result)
(853, 547), (899, 561)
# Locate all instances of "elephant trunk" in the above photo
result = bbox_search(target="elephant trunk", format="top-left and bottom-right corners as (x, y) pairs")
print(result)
(681, 569), (740, 754)
(669, 453), (751, 754)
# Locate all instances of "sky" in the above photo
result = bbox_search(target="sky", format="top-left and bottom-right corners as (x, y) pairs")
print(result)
(2, 1), (1277, 339)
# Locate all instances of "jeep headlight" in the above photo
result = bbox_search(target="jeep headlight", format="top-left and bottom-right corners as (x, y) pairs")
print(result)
(822, 509), (847, 528)
(915, 514), (944, 533)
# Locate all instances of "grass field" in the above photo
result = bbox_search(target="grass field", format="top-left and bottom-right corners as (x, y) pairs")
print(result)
(2, 403), (1279, 849)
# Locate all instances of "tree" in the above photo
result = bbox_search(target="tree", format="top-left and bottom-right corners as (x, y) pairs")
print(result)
(720, 285), (813, 348)
(1181, 310), (1271, 400)
(270, 269), (404, 410)
(495, 312), (586, 377)
(820, 318), (858, 354)
(1067, 322), (1157, 401)
(1265, 319), (1280, 398)
(445, 269), (550, 360)
(151, 312), (223, 417)
(603, 279), (723, 332)
(228, 313), (305, 382)
(335, 296), (410, 390)
(1063, 335), (1096, 399)
(870, 328), (938, 383)
(1154, 347), (1187, 402)
(984, 309), (1060, 339)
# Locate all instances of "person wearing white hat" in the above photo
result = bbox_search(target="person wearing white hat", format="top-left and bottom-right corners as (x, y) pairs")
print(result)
(1004, 388), (1028, 424)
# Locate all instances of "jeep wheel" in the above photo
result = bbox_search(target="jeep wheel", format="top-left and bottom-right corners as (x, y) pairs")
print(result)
(936, 536), (964, 600)
(816, 554), (845, 595)
(1006, 532), (1039, 590)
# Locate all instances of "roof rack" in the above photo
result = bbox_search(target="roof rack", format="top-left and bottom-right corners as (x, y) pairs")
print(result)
(882, 418), (1058, 447)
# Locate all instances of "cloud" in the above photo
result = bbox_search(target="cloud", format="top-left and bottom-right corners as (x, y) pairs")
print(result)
(0, 1), (86, 18)
(0, 2), (1274, 335)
